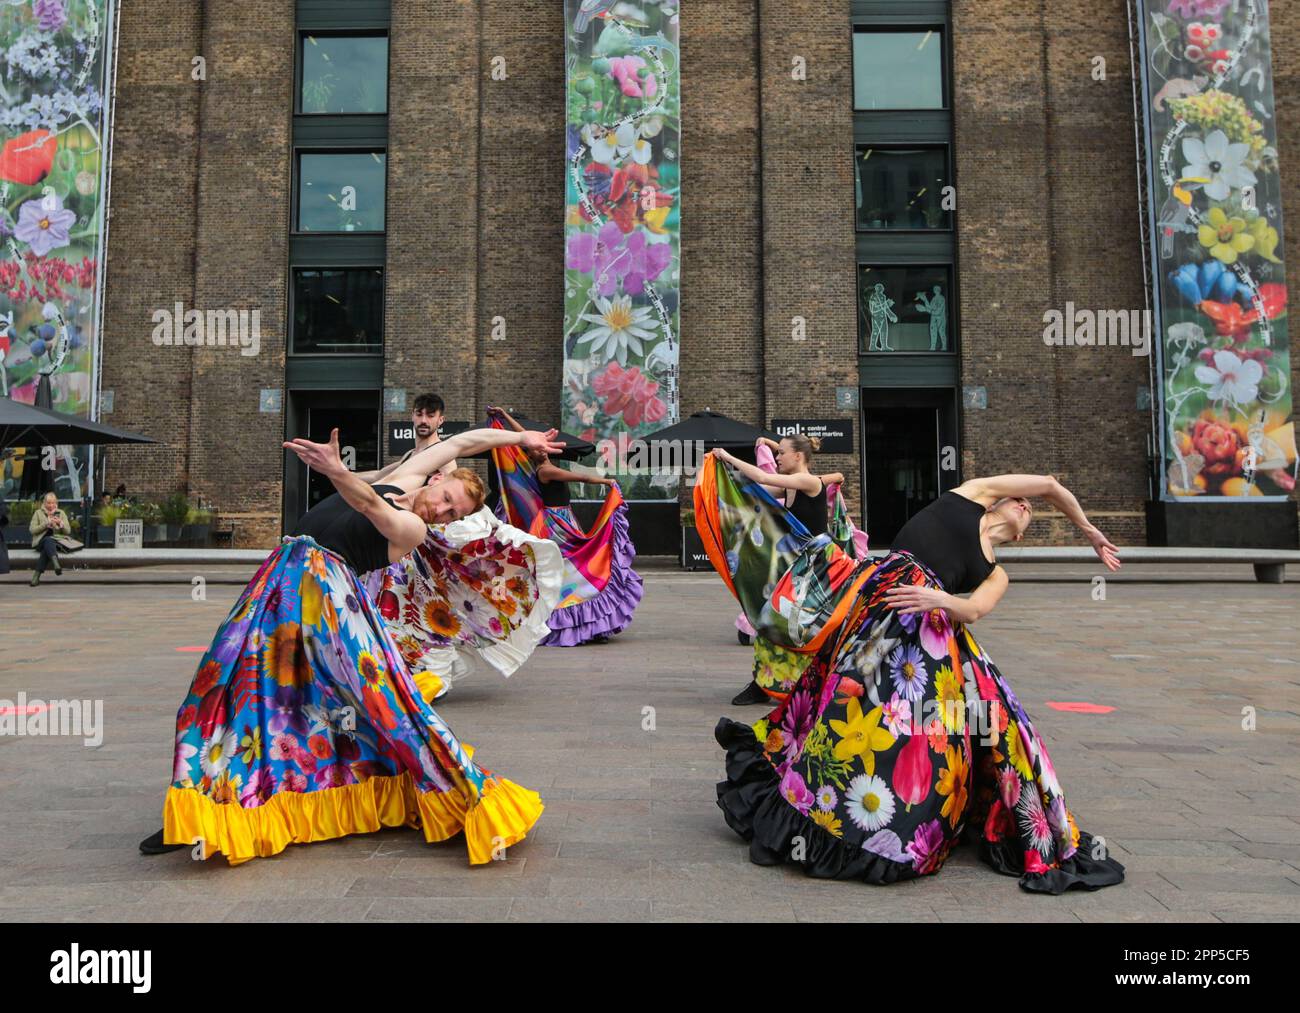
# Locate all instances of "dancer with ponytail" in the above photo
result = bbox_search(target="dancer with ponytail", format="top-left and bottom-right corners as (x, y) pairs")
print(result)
(712, 433), (861, 706)
(488, 406), (643, 646)
(734, 436), (866, 646)
(139, 424), (564, 865)
(696, 453), (1126, 893)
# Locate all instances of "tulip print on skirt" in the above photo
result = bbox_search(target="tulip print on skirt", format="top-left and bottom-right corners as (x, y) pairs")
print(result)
(695, 456), (1124, 894)
(163, 535), (543, 865)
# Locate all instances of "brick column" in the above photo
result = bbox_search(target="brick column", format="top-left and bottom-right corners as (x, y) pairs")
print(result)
(188, 0), (294, 546)
(99, 0), (203, 500)
(385, 2), (482, 438)
(757, 0), (860, 514)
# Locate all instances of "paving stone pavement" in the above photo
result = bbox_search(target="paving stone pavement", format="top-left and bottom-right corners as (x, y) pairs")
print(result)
(1, 569), (1297, 922)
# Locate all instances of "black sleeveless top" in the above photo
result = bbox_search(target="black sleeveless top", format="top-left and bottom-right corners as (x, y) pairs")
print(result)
(540, 478), (571, 508)
(291, 484), (403, 575)
(786, 477), (827, 536)
(891, 491), (997, 594)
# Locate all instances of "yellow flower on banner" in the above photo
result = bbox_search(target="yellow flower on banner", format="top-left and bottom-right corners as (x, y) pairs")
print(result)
(643, 205), (671, 234)
(1246, 216), (1282, 263)
(829, 699), (896, 774)
(1198, 206), (1254, 264)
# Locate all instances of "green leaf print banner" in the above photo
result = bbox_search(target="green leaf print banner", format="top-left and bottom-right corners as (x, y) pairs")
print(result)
(1, 0), (116, 501)
(1136, 0), (1295, 501)
(563, 1), (681, 501)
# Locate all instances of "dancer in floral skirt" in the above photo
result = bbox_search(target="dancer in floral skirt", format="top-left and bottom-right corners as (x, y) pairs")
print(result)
(488, 407), (642, 646)
(697, 453), (1127, 893)
(138, 424), (564, 865)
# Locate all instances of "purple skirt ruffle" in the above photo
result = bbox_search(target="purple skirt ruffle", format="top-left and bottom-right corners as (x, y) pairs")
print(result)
(540, 501), (643, 646)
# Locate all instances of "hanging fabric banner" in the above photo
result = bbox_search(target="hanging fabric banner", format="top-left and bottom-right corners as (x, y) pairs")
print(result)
(563, 1), (681, 500)
(1136, 0), (1295, 500)
(0, 0), (117, 501)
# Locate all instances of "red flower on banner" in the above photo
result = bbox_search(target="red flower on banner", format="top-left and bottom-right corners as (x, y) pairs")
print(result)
(592, 361), (668, 427)
(0, 130), (57, 186)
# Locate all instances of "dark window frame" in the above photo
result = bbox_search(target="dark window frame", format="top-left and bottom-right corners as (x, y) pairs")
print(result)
(288, 265), (386, 358)
(292, 147), (390, 236)
(851, 24), (949, 113)
(854, 142), (954, 234)
(295, 29), (392, 117)
(857, 262), (957, 357)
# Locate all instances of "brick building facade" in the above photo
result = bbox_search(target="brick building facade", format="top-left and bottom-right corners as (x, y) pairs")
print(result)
(95, 0), (1299, 550)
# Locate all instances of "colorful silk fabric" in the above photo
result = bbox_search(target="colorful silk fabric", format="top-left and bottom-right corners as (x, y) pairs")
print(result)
(696, 457), (1124, 893)
(362, 508), (563, 695)
(164, 535), (543, 865)
(733, 441), (868, 699)
(489, 419), (643, 645)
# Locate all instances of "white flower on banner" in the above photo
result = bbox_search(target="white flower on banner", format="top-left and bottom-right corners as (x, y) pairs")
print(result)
(1181, 129), (1257, 202)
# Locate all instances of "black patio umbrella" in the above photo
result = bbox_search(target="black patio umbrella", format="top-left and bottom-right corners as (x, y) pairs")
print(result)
(645, 409), (780, 451)
(0, 396), (157, 450)
(442, 415), (596, 461)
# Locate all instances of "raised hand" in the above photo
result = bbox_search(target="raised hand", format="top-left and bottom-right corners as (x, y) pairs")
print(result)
(520, 428), (565, 459)
(1086, 526), (1122, 572)
(283, 428), (346, 476)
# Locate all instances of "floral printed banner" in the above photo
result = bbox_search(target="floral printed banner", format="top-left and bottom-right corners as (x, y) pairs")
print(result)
(0, 0), (114, 501)
(563, 1), (680, 501)
(1137, 0), (1295, 500)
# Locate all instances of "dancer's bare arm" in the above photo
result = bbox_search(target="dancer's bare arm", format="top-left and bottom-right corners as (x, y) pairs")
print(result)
(954, 473), (1121, 572)
(883, 566), (1010, 625)
(386, 427), (564, 488)
(710, 448), (820, 497)
(539, 462), (614, 487)
(354, 451), (411, 484)
(284, 429), (427, 557)
(822, 471), (846, 487)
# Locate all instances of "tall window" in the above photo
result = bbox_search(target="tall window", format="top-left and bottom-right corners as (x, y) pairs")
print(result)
(852, 12), (955, 357)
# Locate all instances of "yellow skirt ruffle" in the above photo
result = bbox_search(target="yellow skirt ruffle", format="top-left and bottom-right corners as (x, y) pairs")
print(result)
(162, 772), (543, 866)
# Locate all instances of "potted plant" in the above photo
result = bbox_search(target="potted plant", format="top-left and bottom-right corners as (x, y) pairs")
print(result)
(96, 502), (121, 546)
(159, 493), (190, 543)
(182, 503), (212, 546)
(3, 499), (36, 547)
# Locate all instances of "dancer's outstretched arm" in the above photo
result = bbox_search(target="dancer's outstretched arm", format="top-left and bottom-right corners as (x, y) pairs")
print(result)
(387, 427), (565, 486)
(285, 429), (427, 559)
(539, 462), (614, 487)
(354, 451), (413, 484)
(954, 473), (1121, 571)
(710, 448), (820, 497)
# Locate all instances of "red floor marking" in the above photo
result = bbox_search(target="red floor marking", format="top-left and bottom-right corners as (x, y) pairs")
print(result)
(1046, 701), (1115, 714)
(175, 646), (206, 653)
(0, 704), (48, 716)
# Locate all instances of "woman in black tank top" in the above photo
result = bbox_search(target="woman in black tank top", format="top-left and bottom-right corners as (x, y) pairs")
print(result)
(139, 424), (565, 864)
(704, 464), (1127, 894)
